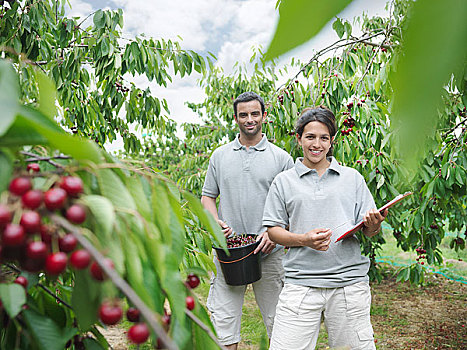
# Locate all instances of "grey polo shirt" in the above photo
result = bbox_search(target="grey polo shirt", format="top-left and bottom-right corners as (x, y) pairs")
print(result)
(202, 134), (294, 236)
(262, 157), (376, 288)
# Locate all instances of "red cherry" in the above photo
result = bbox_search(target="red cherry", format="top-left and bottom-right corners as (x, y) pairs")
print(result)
(2, 224), (26, 246)
(14, 276), (28, 289)
(59, 234), (77, 253)
(60, 176), (83, 196)
(9, 177), (32, 196)
(27, 163), (40, 172)
(20, 211), (41, 234)
(45, 252), (68, 275)
(186, 273), (200, 289)
(128, 323), (150, 344)
(98, 302), (123, 325)
(40, 225), (53, 243)
(66, 204), (86, 224)
(21, 190), (44, 209)
(162, 314), (171, 326)
(26, 241), (48, 260)
(90, 258), (114, 281)
(44, 188), (67, 210)
(70, 249), (91, 269)
(0, 205), (12, 227)
(185, 296), (195, 310)
(126, 307), (141, 322)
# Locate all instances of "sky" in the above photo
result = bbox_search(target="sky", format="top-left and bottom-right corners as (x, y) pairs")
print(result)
(66, 0), (389, 150)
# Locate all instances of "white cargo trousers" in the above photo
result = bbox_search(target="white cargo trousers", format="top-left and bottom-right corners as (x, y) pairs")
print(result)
(270, 281), (376, 350)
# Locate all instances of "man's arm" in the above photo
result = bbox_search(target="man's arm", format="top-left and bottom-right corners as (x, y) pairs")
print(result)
(201, 195), (233, 237)
(267, 226), (333, 251)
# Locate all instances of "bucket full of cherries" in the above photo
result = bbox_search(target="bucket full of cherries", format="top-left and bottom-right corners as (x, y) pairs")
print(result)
(213, 234), (262, 286)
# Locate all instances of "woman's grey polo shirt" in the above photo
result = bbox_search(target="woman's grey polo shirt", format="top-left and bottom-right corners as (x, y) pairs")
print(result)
(262, 157), (376, 288)
(202, 134), (294, 236)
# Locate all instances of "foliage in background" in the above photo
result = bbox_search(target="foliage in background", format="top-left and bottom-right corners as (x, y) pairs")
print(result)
(156, 0), (466, 284)
(0, 0), (213, 154)
(266, 0), (467, 168)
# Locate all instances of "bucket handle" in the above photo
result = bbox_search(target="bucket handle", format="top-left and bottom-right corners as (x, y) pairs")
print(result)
(217, 249), (256, 264)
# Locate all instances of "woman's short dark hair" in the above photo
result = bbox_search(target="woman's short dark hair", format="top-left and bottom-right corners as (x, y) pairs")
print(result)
(295, 106), (337, 156)
(233, 92), (265, 116)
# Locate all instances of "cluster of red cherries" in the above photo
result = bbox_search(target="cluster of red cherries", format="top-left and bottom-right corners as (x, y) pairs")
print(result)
(226, 234), (256, 249)
(0, 165), (89, 274)
(0, 163), (203, 346)
(98, 273), (200, 346)
(415, 246), (427, 265)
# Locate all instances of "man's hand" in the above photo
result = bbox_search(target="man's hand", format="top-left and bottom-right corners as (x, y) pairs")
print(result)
(302, 228), (332, 251)
(217, 219), (233, 237)
(362, 208), (388, 237)
(254, 231), (276, 254)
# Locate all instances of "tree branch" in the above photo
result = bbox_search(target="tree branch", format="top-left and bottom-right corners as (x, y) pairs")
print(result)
(20, 151), (67, 169)
(5, 263), (73, 310)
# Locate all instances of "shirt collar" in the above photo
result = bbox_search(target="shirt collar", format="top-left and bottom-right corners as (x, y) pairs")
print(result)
(294, 156), (342, 177)
(233, 134), (268, 151)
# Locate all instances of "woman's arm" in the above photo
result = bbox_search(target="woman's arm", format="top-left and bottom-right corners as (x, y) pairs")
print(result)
(267, 226), (333, 251)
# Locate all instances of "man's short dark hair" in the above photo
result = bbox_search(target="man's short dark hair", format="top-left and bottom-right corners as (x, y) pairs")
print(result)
(233, 92), (265, 116)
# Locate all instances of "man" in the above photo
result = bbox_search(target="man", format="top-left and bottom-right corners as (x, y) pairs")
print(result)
(201, 91), (294, 349)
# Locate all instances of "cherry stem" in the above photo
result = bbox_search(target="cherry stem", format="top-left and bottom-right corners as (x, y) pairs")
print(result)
(50, 214), (179, 350)
(5, 263), (73, 310)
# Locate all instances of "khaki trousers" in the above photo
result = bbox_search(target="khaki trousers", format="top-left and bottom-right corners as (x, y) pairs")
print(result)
(270, 281), (376, 350)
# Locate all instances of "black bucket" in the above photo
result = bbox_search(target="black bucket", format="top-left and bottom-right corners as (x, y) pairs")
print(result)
(213, 234), (262, 286)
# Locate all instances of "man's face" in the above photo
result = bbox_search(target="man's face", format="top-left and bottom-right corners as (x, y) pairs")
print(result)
(234, 100), (265, 138)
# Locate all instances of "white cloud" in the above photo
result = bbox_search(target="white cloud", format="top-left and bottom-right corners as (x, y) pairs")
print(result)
(66, 0), (94, 20)
(112, 0), (239, 51)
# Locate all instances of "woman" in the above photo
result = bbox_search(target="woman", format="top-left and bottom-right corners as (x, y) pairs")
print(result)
(262, 106), (387, 350)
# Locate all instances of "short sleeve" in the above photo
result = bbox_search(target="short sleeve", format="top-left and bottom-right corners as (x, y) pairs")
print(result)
(201, 155), (219, 198)
(262, 178), (289, 228)
(283, 154), (294, 172)
(354, 174), (376, 223)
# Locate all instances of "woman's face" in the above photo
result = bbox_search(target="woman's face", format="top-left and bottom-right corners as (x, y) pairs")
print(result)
(297, 121), (332, 169)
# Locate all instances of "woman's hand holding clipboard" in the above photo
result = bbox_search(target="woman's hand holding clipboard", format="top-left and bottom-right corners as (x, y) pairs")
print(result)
(335, 192), (413, 242)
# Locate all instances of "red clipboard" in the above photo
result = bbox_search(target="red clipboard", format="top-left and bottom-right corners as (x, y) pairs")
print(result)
(335, 192), (413, 242)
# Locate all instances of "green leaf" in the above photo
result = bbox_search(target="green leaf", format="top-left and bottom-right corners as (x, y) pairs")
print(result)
(0, 284), (26, 318)
(96, 168), (136, 210)
(183, 191), (225, 248)
(36, 71), (57, 119)
(391, 0), (467, 167)
(22, 308), (76, 350)
(0, 149), (13, 192)
(265, 0), (352, 60)
(0, 60), (19, 136)
(71, 270), (101, 331)
(83, 337), (107, 350)
(2, 106), (102, 163)
(93, 10), (105, 29)
(332, 18), (344, 39)
(81, 194), (115, 238)
(40, 290), (67, 328)
(126, 176), (152, 221)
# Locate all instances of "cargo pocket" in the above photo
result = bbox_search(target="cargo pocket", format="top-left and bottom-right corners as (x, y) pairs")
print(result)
(280, 284), (309, 316)
(357, 326), (374, 341)
(343, 281), (371, 318)
(356, 325), (376, 349)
